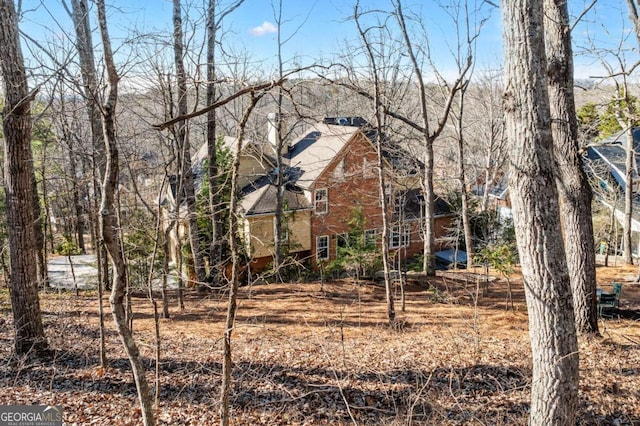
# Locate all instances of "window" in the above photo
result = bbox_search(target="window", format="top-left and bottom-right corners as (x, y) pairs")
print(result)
(394, 194), (405, 218)
(381, 183), (392, 206)
(390, 225), (409, 249)
(336, 233), (349, 256)
(317, 235), (329, 260)
(364, 229), (377, 246)
(315, 189), (328, 214)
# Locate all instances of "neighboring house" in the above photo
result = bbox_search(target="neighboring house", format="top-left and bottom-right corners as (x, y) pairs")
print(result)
(470, 169), (512, 220)
(488, 171), (512, 220)
(165, 116), (455, 274)
(586, 127), (640, 255)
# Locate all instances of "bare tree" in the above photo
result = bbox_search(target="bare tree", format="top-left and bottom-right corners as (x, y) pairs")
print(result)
(95, 0), (155, 423)
(465, 69), (507, 214)
(219, 91), (263, 426)
(173, 0), (207, 286)
(335, 0), (478, 275)
(69, 0), (108, 368)
(0, 0), (48, 355)
(205, 0), (245, 285)
(442, 1), (484, 265)
(586, 25), (638, 264)
(354, 2), (396, 324)
(544, 0), (599, 334)
(502, 0), (578, 423)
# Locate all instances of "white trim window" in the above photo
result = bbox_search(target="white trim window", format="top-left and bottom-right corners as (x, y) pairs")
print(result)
(317, 235), (329, 260)
(314, 188), (328, 214)
(364, 229), (378, 246)
(390, 225), (409, 249)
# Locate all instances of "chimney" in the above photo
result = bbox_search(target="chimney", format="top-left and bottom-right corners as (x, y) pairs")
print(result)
(267, 112), (288, 156)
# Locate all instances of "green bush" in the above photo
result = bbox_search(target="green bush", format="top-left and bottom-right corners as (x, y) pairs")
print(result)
(56, 237), (81, 256)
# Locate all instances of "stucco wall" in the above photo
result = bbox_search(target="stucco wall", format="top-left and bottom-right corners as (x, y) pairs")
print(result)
(245, 210), (312, 260)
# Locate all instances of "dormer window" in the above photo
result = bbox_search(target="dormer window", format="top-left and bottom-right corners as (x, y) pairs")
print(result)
(315, 188), (328, 214)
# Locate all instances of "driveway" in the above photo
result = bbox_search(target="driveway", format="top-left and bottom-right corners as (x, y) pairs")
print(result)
(48, 255), (99, 290)
(47, 255), (180, 290)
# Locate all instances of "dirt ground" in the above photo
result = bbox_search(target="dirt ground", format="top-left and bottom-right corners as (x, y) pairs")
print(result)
(1, 261), (639, 425)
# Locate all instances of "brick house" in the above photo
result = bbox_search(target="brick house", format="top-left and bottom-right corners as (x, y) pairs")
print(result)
(165, 116), (455, 274)
(239, 117), (454, 272)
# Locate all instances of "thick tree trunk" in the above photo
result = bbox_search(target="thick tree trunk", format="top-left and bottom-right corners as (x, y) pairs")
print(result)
(544, 0), (599, 335)
(173, 0), (207, 286)
(0, 0), (48, 355)
(95, 1), (155, 424)
(502, 0), (579, 423)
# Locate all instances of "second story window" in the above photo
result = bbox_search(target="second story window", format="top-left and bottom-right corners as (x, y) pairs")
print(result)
(390, 225), (409, 249)
(315, 188), (328, 214)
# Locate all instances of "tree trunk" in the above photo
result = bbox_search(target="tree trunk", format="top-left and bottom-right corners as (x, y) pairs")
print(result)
(624, 128), (634, 264)
(173, 0), (207, 287)
(206, 0), (221, 284)
(456, 87), (475, 265)
(71, 0), (110, 292)
(0, 0), (48, 356)
(95, 1), (155, 424)
(544, 0), (599, 335)
(220, 95), (260, 426)
(32, 173), (48, 288)
(205, 1), (245, 283)
(39, 152), (51, 289)
(162, 222), (174, 319)
(69, 144), (86, 253)
(502, 0), (579, 423)
(355, 5), (395, 324)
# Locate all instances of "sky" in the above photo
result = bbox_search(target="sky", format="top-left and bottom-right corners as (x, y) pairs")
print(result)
(16, 0), (640, 83)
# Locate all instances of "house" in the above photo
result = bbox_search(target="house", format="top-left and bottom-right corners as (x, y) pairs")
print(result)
(586, 127), (640, 256)
(238, 117), (454, 272)
(165, 116), (456, 275)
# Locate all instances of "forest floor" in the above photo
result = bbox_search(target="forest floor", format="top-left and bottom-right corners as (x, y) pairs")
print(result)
(1, 260), (640, 425)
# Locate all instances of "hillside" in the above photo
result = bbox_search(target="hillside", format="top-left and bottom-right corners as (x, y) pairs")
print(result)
(0, 262), (639, 425)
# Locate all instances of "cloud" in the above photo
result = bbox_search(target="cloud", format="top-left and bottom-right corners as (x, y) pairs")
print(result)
(249, 21), (278, 36)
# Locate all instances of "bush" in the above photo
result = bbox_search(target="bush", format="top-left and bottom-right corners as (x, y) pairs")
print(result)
(56, 238), (81, 256)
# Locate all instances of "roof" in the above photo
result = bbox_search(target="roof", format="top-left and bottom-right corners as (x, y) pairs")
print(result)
(240, 118), (423, 215)
(586, 127), (640, 190)
(239, 174), (311, 216)
(284, 123), (361, 189)
(586, 127), (640, 233)
(398, 188), (451, 221)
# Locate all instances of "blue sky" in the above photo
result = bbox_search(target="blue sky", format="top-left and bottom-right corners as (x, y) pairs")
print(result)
(17, 0), (639, 82)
